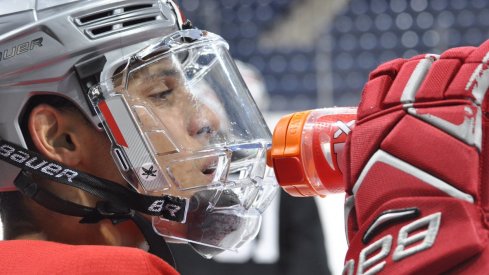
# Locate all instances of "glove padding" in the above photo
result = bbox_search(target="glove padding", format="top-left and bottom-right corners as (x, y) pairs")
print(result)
(343, 40), (489, 275)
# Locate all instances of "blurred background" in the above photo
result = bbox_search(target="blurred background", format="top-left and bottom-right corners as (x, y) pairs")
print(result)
(2, 0), (489, 274)
(178, 0), (489, 111)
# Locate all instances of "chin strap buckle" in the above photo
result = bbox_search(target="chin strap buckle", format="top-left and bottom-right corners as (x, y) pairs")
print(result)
(80, 201), (134, 224)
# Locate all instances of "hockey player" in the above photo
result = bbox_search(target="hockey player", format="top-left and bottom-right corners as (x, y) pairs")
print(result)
(0, 1), (277, 273)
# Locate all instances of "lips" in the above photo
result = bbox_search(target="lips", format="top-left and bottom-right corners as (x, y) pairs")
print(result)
(200, 157), (218, 177)
(201, 166), (216, 175)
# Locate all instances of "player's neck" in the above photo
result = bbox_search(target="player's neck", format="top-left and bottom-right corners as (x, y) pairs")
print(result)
(14, 231), (47, 241)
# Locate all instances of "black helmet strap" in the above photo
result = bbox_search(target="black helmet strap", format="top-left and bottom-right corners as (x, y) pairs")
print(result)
(0, 139), (185, 268)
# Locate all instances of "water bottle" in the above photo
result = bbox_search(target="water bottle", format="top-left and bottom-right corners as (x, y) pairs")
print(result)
(268, 107), (357, 197)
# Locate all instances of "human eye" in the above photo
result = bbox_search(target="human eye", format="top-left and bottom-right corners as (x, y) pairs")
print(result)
(148, 89), (173, 101)
(146, 87), (175, 106)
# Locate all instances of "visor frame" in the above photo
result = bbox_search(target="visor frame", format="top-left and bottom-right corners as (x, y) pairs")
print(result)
(88, 29), (278, 253)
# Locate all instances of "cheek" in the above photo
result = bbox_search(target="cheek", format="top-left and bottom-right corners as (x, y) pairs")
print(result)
(153, 107), (197, 148)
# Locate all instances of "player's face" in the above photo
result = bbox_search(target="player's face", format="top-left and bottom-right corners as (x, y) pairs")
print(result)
(124, 59), (223, 196)
(117, 59), (231, 239)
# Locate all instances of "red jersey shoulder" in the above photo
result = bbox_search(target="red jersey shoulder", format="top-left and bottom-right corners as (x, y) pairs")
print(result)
(0, 240), (179, 275)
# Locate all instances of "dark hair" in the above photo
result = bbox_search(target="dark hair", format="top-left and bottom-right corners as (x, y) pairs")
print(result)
(0, 95), (80, 239)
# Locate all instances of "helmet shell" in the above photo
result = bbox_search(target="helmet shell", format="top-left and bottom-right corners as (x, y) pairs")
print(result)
(0, 0), (181, 189)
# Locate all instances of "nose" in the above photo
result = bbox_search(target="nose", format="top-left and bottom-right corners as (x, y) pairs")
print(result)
(187, 102), (221, 142)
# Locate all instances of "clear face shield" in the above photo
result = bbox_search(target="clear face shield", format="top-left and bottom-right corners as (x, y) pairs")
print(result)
(89, 29), (278, 257)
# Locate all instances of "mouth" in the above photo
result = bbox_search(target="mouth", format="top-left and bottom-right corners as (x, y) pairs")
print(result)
(201, 158), (218, 177)
(202, 166), (216, 175)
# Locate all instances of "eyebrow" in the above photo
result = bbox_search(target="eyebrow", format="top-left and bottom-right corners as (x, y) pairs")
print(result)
(128, 65), (176, 81)
(144, 69), (178, 80)
(155, 70), (176, 78)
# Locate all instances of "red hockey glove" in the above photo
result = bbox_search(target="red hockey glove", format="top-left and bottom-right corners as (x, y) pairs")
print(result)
(343, 40), (489, 274)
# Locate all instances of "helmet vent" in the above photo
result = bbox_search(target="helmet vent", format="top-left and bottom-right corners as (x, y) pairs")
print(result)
(122, 16), (157, 27)
(91, 25), (115, 36)
(79, 11), (114, 24)
(124, 4), (154, 12)
(75, 3), (164, 39)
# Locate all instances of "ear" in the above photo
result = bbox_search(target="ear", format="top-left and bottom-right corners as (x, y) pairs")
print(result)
(28, 104), (82, 167)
